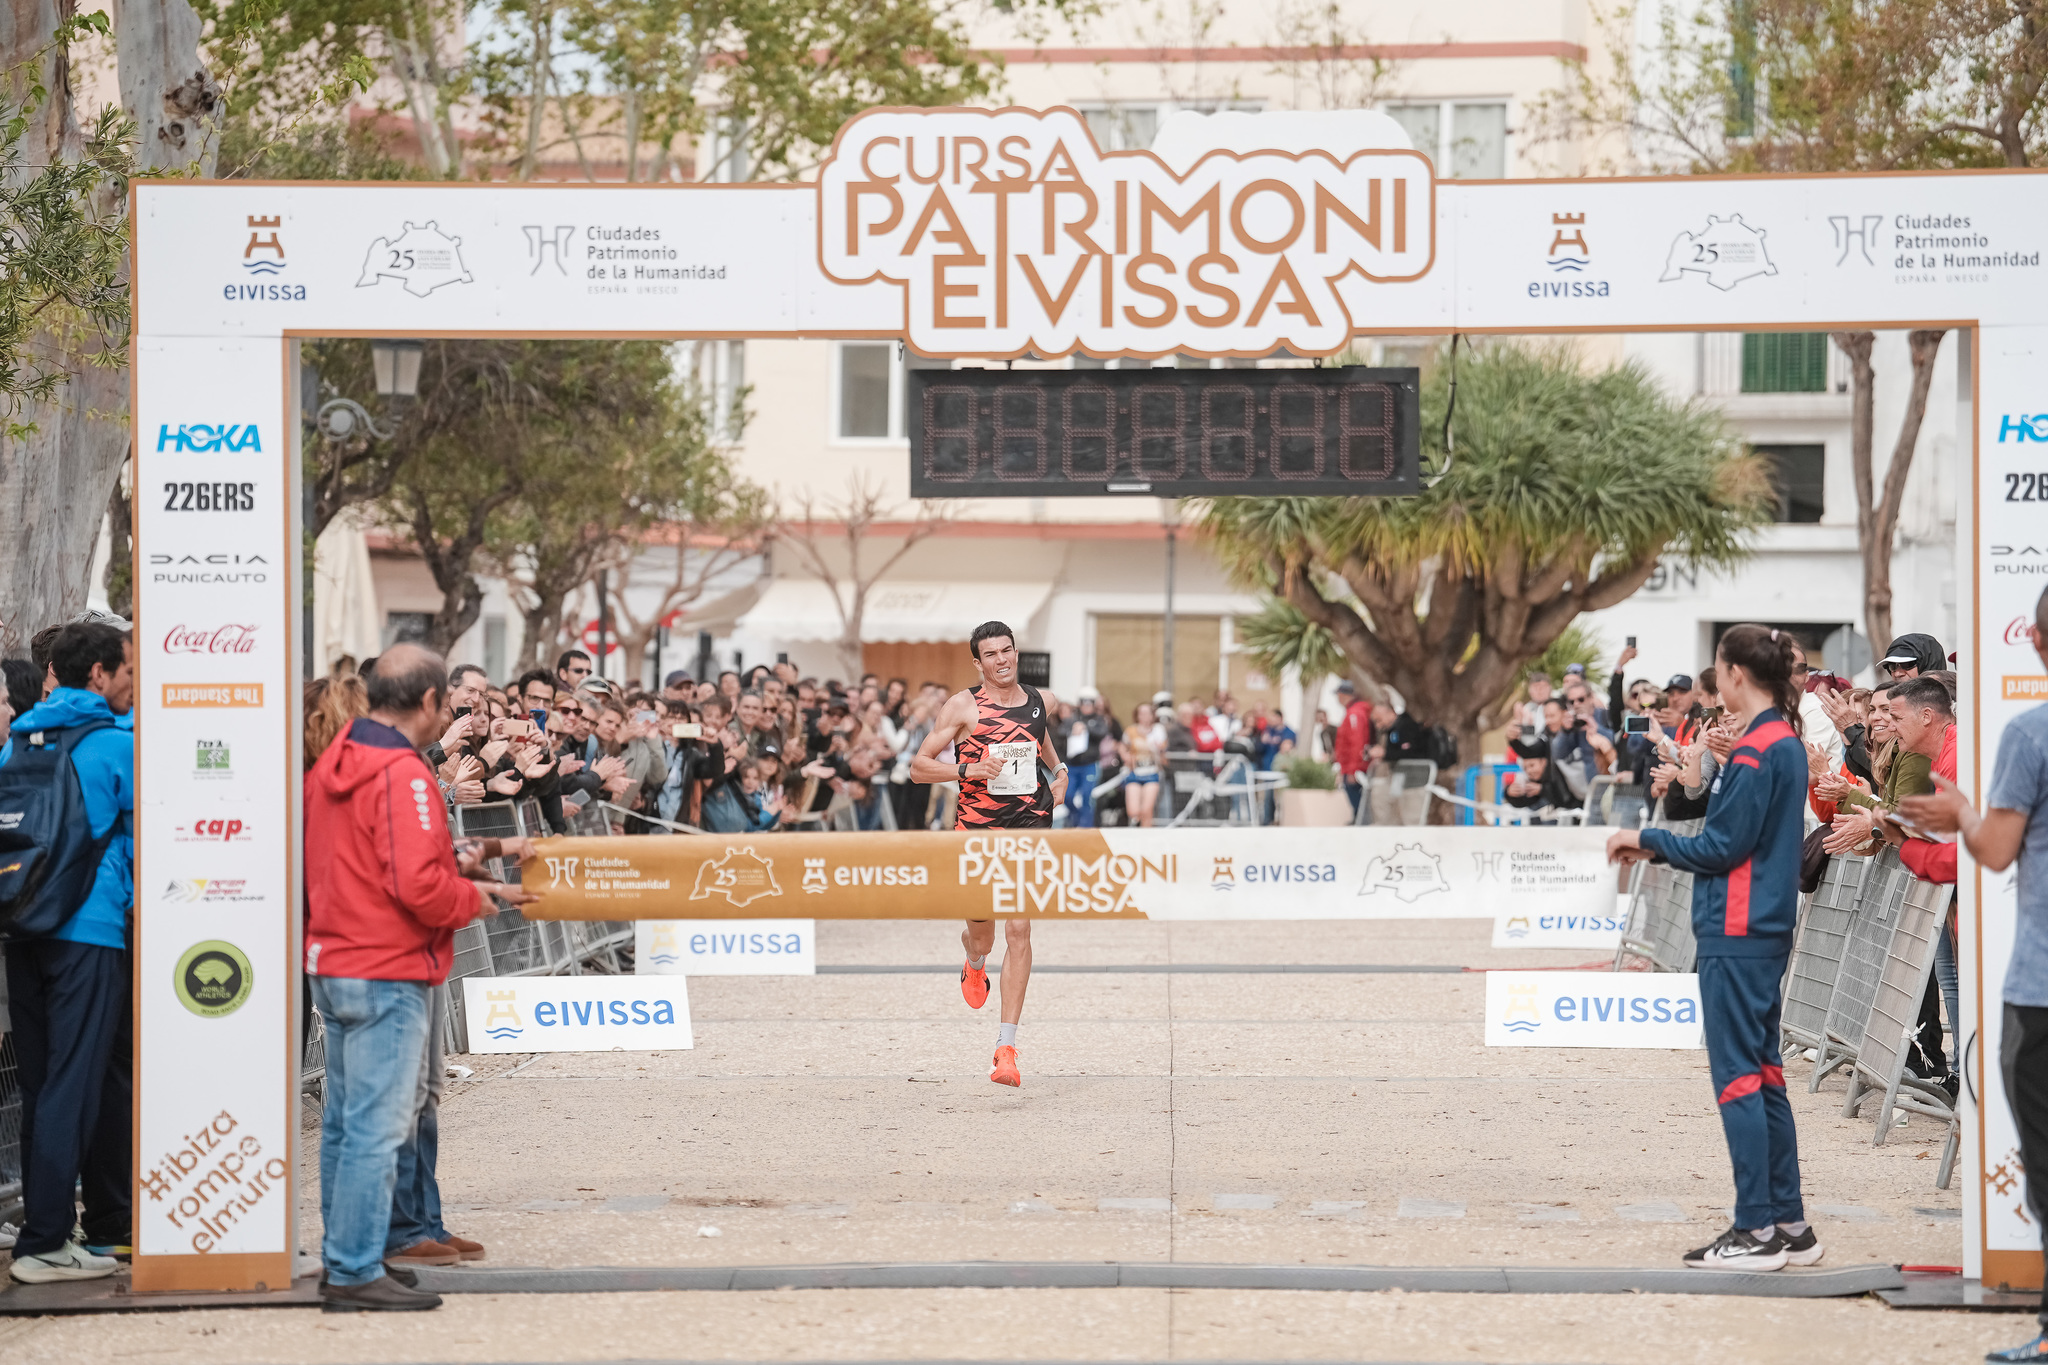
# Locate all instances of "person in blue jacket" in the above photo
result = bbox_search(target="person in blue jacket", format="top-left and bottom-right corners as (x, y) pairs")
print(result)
(4, 621), (135, 1282)
(1606, 623), (1820, 1273)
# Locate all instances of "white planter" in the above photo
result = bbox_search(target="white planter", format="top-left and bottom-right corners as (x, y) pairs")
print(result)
(1278, 788), (1352, 827)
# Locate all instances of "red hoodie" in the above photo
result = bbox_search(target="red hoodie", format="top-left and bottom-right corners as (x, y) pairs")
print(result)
(305, 718), (484, 982)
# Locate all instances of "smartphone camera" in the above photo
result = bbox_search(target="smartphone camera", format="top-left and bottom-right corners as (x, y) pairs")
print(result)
(1624, 714), (1651, 735)
(673, 722), (702, 739)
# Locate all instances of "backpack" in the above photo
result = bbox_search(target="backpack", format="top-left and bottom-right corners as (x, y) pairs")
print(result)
(0, 718), (118, 940)
(699, 782), (749, 834)
(1424, 725), (1459, 771)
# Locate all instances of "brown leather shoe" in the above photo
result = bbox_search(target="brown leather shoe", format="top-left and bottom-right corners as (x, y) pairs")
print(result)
(385, 1238), (460, 1268)
(320, 1274), (442, 1312)
(442, 1234), (486, 1262)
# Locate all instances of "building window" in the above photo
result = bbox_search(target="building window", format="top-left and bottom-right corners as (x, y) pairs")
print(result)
(681, 340), (745, 442)
(1753, 444), (1825, 523)
(834, 342), (901, 440)
(1082, 105), (1160, 152)
(1741, 333), (1828, 393)
(384, 611), (431, 648)
(1384, 100), (1508, 178)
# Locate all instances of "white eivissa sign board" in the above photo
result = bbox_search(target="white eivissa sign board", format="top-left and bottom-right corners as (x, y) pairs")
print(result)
(635, 919), (816, 975)
(1484, 972), (1704, 1050)
(1491, 897), (1631, 949)
(130, 107), (2030, 1287)
(460, 975), (693, 1053)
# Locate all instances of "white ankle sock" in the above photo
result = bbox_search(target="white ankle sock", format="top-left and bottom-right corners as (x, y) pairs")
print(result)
(998, 1022), (1018, 1048)
(1750, 1224), (1776, 1242)
(968, 952), (988, 969)
(1778, 1220), (1809, 1236)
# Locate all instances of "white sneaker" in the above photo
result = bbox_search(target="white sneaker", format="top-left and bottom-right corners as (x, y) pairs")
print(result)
(10, 1241), (119, 1283)
(0, 1222), (19, 1250)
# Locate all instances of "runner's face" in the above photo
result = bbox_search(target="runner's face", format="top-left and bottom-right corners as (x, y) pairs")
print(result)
(975, 636), (1017, 686)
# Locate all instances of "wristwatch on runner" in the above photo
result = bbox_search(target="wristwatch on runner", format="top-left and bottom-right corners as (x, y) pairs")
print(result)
(957, 762), (967, 782)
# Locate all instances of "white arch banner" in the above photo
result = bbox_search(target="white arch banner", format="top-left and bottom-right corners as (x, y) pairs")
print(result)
(131, 107), (2036, 1292)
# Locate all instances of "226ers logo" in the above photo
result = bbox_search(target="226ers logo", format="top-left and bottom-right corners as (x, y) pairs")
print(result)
(162, 481), (255, 512)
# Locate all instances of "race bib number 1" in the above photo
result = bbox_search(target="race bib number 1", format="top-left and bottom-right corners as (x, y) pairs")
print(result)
(989, 742), (1038, 795)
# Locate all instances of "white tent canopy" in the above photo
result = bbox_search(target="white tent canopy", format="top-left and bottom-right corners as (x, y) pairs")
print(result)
(737, 578), (1054, 644)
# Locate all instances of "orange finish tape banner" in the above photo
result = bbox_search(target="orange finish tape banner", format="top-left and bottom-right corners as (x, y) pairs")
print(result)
(519, 826), (1617, 922)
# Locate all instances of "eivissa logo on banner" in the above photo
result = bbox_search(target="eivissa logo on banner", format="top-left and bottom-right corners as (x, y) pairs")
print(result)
(163, 624), (259, 655)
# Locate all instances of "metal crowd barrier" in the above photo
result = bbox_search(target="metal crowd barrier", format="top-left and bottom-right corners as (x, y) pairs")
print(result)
(1815, 853), (1913, 1089)
(1610, 817), (1703, 973)
(1782, 853), (1870, 1060)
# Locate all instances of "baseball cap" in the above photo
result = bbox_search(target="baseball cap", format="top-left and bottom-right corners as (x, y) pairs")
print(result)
(663, 670), (692, 689)
(1078, 685), (1101, 702)
(1335, 680), (1357, 694)
(1666, 674), (1694, 692)
(1563, 663), (1587, 676)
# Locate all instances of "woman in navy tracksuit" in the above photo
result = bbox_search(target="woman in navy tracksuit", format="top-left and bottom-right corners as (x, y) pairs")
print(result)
(1607, 623), (1820, 1272)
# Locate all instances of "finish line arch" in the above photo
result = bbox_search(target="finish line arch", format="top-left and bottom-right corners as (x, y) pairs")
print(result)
(130, 106), (2030, 1292)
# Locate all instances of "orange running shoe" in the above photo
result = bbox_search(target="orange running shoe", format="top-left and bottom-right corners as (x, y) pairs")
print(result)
(991, 1045), (1021, 1087)
(961, 960), (990, 1010)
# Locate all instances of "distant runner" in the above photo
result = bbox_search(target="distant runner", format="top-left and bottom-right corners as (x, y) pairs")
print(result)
(910, 621), (1068, 1087)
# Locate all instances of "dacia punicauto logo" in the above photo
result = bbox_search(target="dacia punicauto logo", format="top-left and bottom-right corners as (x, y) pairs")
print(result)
(156, 423), (261, 453)
(1500, 979), (1541, 1034)
(1998, 415), (2048, 443)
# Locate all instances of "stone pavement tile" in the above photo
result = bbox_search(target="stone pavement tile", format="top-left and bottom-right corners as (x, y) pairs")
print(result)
(1398, 1197), (1466, 1218)
(594, 1194), (669, 1213)
(1098, 1197), (1173, 1212)
(1303, 1200), (1368, 1216)
(669, 1015), (1175, 1077)
(1211, 1192), (1278, 1210)
(1811, 1202), (1885, 1221)
(1513, 1202), (1581, 1222)
(1616, 1200), (1689, 1222)
(691, 970), (1172, 1023)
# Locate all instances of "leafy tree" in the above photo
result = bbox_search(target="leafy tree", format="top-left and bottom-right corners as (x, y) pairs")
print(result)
(1527, 0), (2048, 648)
(1235, 593), (1362, 716)
(1201, 343), (1771, 785)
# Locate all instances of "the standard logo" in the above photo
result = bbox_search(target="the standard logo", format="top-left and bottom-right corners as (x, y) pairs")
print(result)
(690, 846), (782, 908)
(1357, 842), (1449, 903)
(194, 739), (231, 779)
(156, 423), (261, 453)
(1527, 211), (1609, 300)
(358, 221), (473, 297)
(1659, 213), (1777, 291)
(162, 683), (264, 708)
(174, 940), (253, 1018)
(164, 623), (259, 655)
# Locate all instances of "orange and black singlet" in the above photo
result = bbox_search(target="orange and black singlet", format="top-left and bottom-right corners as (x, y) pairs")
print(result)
(953, 683), (1053, 830)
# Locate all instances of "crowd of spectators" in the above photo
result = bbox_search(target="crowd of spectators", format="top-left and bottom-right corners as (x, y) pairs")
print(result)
(352, 649), (1315, 834)
(1501, 631), (1963, 1096)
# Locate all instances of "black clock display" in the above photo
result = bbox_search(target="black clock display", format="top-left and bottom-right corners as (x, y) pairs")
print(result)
(906, 365), (1420, 498)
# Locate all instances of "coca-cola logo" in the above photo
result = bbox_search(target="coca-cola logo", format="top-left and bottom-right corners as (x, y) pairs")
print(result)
(2008, 616), (2035, 647)
(164, 624), (259, 655)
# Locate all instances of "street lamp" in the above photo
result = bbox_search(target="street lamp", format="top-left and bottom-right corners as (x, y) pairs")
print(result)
(316, 339), (424, 442)
(1161, 498), (1179, 704)
(371, 339), (424, 400)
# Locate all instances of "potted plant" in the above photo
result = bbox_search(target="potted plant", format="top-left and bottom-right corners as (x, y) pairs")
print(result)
(1277, 755), (1351, 827)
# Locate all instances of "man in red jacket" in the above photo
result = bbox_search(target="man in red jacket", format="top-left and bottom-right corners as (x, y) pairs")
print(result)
(305, 645), (530, 1312)
(1332, 681), (1374, 819)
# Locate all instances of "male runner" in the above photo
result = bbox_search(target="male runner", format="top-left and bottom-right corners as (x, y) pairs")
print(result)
(910, 621), (1068, 1087)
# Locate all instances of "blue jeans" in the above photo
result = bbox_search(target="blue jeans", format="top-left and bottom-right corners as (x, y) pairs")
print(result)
(313, 976), (430, 1285)
(1066, 764), (1098, 827)
(387, 984), (449, 1253)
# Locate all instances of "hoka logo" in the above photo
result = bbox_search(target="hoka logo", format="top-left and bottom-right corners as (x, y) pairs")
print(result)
(156, 423), (261, 454)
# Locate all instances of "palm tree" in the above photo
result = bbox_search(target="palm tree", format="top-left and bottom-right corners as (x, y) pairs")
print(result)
(1203, 342), (1772, 785)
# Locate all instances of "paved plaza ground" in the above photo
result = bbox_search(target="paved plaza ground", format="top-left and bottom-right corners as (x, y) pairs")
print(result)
(0, 917), (2027, 1363)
